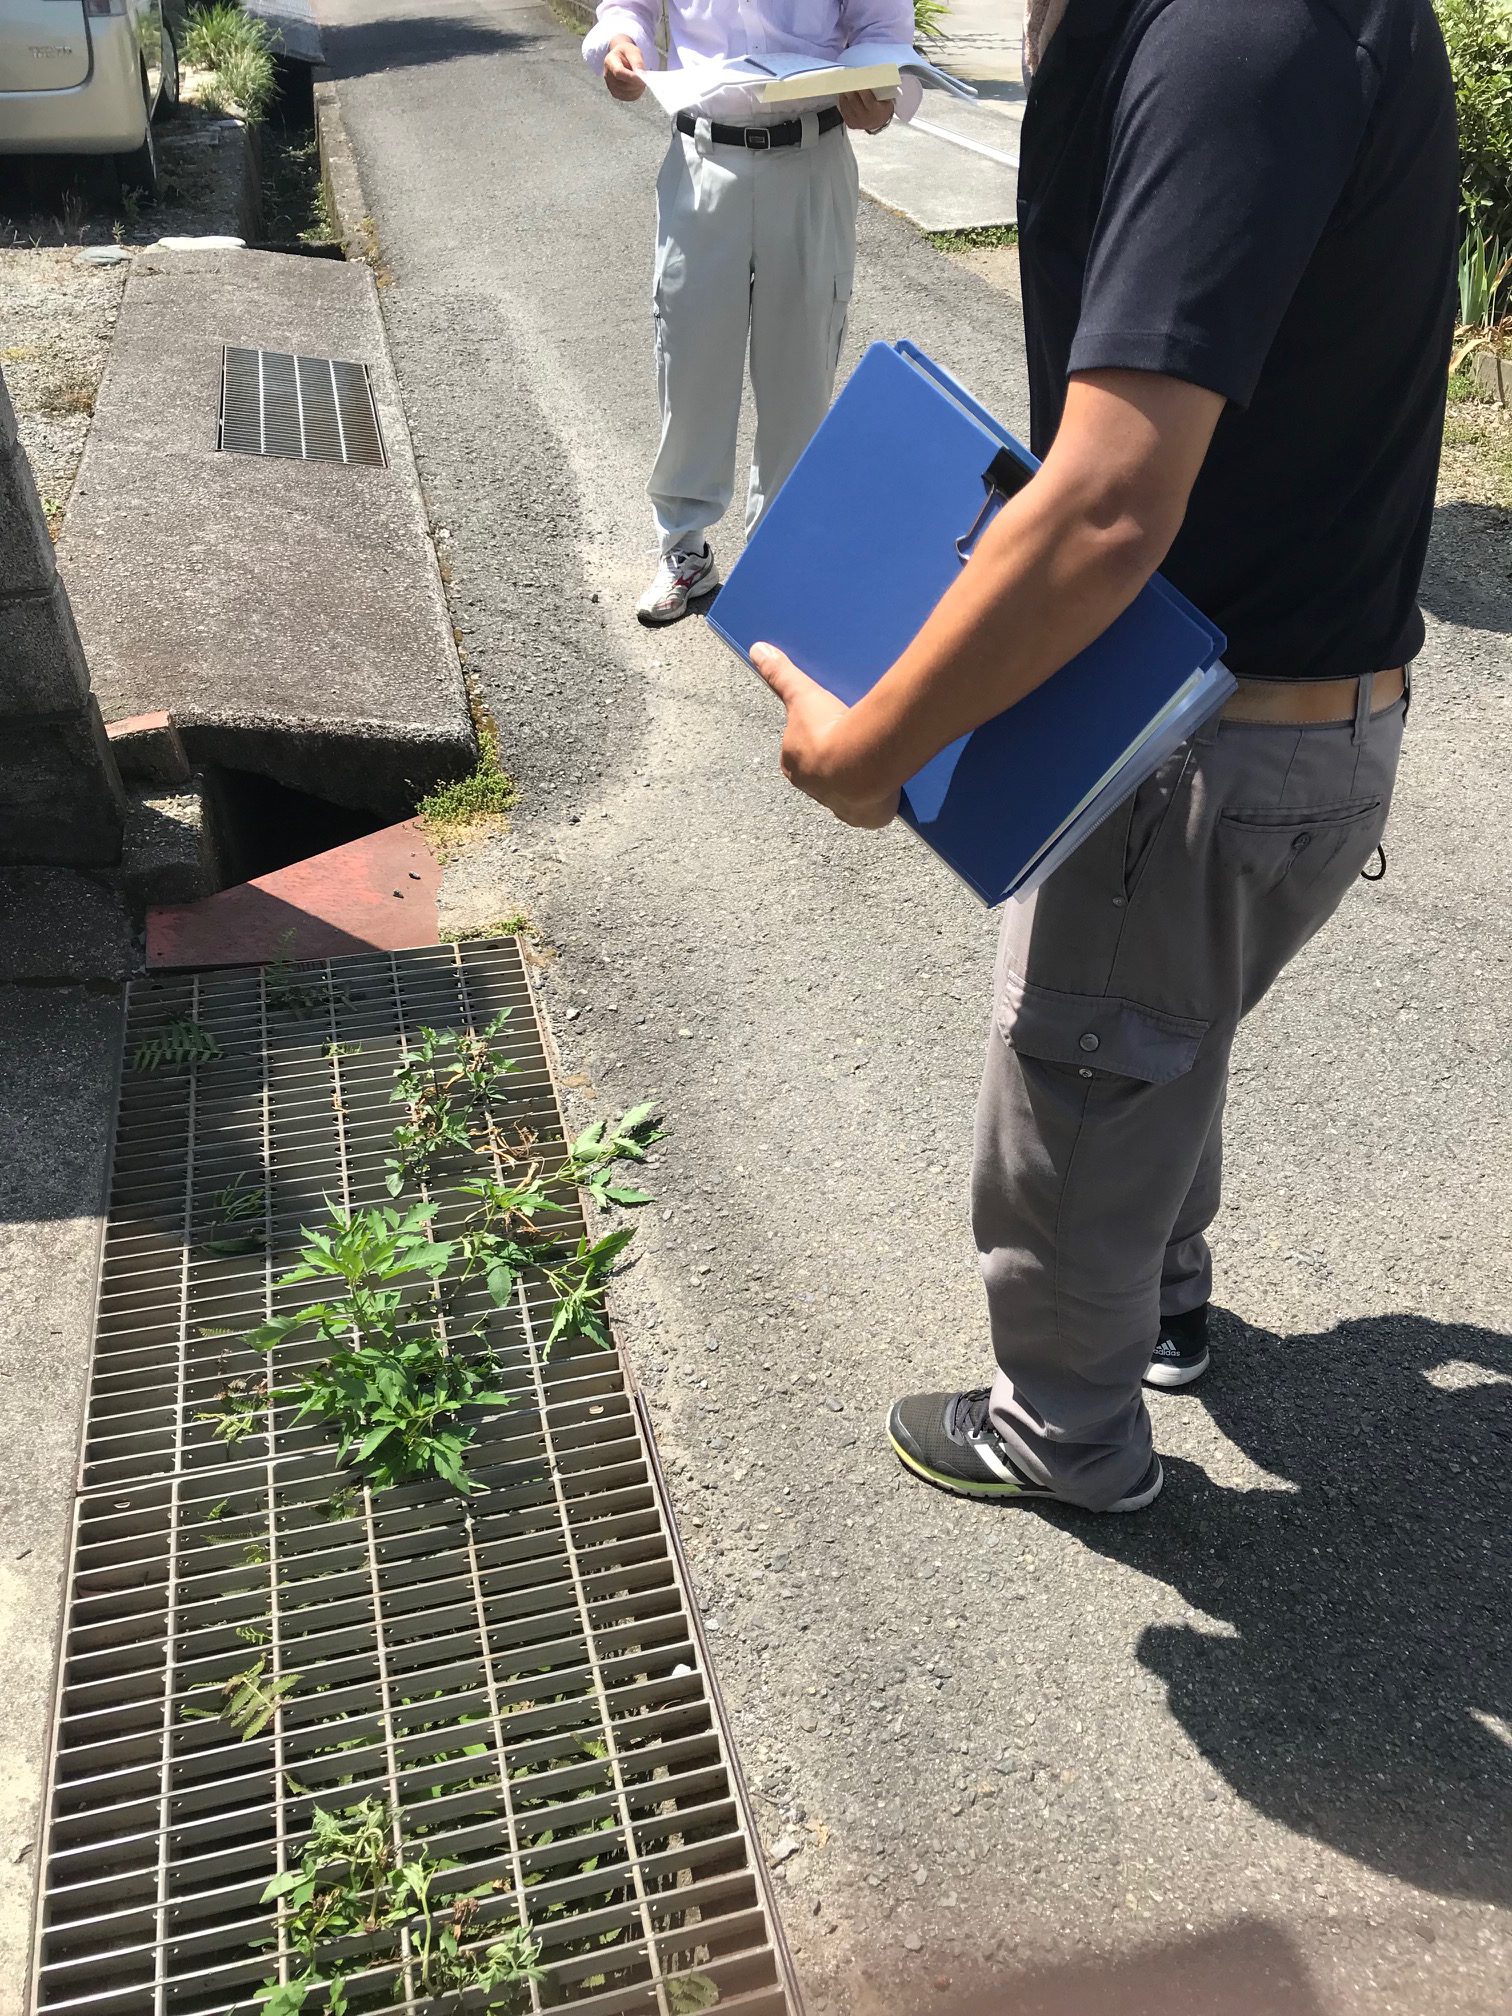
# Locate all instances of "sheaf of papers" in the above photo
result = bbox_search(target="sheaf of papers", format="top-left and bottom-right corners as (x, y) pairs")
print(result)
(743, 43), (978, 102)
(639, 43), (977, 116)
(640, 62), (760, 115)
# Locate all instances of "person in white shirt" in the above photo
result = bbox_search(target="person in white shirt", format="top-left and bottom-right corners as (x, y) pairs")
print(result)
(584, 0), (920, 624)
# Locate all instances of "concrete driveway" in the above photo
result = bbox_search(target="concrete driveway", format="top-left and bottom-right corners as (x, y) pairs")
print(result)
(322, 4), (1512, 2009)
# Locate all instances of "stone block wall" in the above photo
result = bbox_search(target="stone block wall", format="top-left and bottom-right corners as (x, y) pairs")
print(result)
(0, 367), (126, 868)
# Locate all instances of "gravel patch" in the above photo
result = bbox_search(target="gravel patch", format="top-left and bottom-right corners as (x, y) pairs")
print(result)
(0, 250), (123, 535)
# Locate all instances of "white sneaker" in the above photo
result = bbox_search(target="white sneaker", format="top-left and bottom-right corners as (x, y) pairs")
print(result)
(636, 545), (719, 626)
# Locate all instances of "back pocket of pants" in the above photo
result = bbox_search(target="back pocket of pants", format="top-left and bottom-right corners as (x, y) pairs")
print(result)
(1218, 797), (1384, 896)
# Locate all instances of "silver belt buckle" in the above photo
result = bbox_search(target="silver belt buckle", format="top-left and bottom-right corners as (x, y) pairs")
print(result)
(746, 127), (770, 149)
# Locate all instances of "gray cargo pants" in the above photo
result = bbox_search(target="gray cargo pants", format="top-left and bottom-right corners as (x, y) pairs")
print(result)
(974, 676), (1406, 1508)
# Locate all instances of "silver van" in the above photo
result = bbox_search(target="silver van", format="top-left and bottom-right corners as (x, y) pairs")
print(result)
(0, 1), (184, 198)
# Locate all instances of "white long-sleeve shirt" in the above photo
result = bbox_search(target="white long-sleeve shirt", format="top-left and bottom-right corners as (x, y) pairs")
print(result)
(583, 0), (923, 126)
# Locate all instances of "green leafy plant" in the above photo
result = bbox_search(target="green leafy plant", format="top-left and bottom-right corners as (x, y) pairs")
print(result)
(133, 1018), (223, 1072)
(669, 1977), (722, 2015)
(184, 2), (277, 123)
(1436, 1), (1512, 243)
(1458, 215), (1512, 330)
(249, 1201), (504, 1492)
(181, 1653), (300, 1738)
(236, 1005), (660, 1493)
(914, 0), (950, 41)
(560, 1102), (664, 1207)
(198, 1372), (268, 1447)
(540, 1227), (637, 1354)
(204, 1174), (267, 1257)
(386, 1013), (517, 1194)
(266, 955), (353, 1021)
(259, 1802), (543, 2013)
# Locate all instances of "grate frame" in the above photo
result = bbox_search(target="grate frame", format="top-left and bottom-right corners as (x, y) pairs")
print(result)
(218, 346), (387, 467)
(30, 941), (801, 2016)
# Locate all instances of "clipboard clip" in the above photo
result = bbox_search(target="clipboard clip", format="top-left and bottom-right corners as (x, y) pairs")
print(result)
(955, 446), (1034, 563)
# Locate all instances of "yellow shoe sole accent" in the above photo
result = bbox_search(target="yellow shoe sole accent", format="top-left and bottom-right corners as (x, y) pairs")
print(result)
(888, 1430), (1042, 1502)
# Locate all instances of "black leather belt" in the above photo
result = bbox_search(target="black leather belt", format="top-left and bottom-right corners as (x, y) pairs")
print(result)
(675, 105), (844, 149)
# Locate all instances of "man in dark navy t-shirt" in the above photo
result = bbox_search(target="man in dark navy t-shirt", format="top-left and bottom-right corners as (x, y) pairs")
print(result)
(752, 0), (1459, 1511)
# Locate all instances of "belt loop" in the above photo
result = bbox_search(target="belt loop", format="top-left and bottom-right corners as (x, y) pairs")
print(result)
(695, 114), (711, 150)
(1352, 671), (1374, 746)
(801, 110), (817, 147)
(1195, 662), (1228, 746)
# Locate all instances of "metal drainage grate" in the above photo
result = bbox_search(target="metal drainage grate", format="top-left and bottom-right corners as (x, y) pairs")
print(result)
(218, 346), (387, 466)
(31, 941), (800, 2016)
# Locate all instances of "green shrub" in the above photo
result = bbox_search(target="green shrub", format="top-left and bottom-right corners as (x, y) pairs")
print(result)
(184, 2), (276, 124)
(1435, 0), (1512, 240)
(1459, 215), (1512, 326)
(915, 0), (950, 43)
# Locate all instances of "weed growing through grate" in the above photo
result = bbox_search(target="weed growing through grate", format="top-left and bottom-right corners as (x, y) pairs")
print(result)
(203, 1174), (268, 1257)
(237, 1009), (663, 1492)
(669, 1981), (723, 2014)
(248, 1200), (510, 1493)
(259, 1799), (544, 2013)
(198, 1372), (269, 1446)
(266, 953), (357, 1022)
(181, 1653), (301, 1739)
(132, 1018), (224, 1072)
(386, 1011), (518, 1194)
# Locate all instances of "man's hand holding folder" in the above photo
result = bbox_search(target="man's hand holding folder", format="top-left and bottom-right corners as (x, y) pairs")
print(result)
(750, 368), (1223, 838)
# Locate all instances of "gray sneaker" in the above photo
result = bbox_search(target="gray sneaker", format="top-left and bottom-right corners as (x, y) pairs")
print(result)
(888, 1388), (1164, 1512)
(636, 545), (718, 626)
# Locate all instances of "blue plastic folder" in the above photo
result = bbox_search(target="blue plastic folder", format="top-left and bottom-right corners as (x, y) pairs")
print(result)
(708, 341), (1235, 906)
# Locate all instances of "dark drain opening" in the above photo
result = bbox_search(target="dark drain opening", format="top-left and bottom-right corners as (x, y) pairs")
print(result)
(206, 767), (387, 884)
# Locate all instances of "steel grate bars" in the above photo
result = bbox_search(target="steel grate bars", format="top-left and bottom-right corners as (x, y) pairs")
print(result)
(31, 942), (798, 2016)
(218, 347), (387, 467)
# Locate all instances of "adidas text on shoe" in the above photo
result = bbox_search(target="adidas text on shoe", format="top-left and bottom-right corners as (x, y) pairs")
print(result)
(636, 545), (719, 626)
(1144, 1304), (1212, 1390)
(887, 1389), (1163, 1512)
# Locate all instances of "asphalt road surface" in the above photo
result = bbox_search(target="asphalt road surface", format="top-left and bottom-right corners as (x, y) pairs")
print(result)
(323, 4), (1512, 2009)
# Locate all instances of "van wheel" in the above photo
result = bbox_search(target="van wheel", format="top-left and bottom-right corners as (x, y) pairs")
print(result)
(113, 67), (160, 201)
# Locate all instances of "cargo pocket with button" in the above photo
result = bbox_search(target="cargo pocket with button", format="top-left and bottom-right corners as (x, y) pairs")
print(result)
(997, 970), (1209, 1087)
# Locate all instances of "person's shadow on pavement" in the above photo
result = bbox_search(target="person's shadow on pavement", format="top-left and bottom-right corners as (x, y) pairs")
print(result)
(1068, 1312), (1512, 1905)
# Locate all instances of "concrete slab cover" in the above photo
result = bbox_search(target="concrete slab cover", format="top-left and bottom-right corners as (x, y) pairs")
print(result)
(56, 250), (473, 814)
(146, 816), (440, 967)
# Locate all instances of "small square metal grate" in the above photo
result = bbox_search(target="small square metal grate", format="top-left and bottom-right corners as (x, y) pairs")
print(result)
(30, 942), (800, 2016)
(218, 346), (387, 467)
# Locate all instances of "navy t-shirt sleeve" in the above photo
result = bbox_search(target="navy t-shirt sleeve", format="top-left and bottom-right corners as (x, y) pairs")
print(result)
(1067, 2), (1379, 408)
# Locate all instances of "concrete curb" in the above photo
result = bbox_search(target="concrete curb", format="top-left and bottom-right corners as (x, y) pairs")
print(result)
(314, 75), (378, 270)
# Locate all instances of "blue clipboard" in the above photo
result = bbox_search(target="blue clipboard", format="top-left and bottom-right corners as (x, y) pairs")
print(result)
(707, 341), (1234, 905)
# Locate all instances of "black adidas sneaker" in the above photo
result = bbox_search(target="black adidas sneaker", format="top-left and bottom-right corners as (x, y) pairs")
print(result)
(1144, 1304), (1212, 1389)
(887, 1388), (1163, 1512)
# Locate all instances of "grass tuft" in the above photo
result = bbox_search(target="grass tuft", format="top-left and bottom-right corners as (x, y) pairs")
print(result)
(184, 3), (276, 124)
(442, 915), (540, 945)
(418, 718), (517, 848)
(925, 223), (1019, 253)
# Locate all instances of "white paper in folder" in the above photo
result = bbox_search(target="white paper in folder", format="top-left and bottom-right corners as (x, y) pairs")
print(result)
(638, 42), (977, 115)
